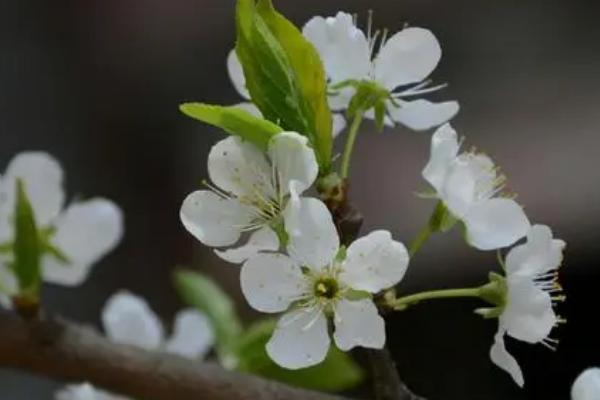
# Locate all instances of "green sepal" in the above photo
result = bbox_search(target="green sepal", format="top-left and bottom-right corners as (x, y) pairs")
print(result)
(233, 318), (364, 391)
(428, 201), (458, 233)
(474, 306), (504, 319)
(346, 80), (389, 121)
(374, 99), (387, 131)
(478, 272), (508, 308)
(269, 216), (289, 248)
(12, 179), (42, 300)
(173, 269), (243, 357)
(179, 103), (283, 151)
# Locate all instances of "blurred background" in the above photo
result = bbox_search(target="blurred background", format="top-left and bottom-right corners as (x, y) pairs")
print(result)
(1, 0), (599, 399)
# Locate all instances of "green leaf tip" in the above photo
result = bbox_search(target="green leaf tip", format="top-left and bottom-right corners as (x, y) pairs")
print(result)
(180, 103), (283, 150)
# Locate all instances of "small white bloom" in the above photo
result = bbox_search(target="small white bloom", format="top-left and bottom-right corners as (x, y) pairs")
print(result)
(423, 124), (530, 250)
(180, 131), (329, 264)
(55, 383), (127, 400)
(572, 368), (600, 400)
(490, 224), (565, 386)
(57, 291), (215, 400)
(101, 291), (214, 358)
(0, 152), (123, 302)
(302, 12), (459, 131)
(226, 50), (347, 138)
(241, 217), (409, 369)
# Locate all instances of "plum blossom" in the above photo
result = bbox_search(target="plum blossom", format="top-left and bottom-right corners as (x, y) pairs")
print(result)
(55, 383), (128, 400)
(226, 50), (347, 138)
(423, 124), (530, 250)
(302, 12), (459, 131)
(0, 152), (123, 303)
(56, 291), (214, 400)
(490, 225), (565, 386)
(180, 131), (329, 264)
(571, 368), (600, 400)
(241, 208), (409, 369)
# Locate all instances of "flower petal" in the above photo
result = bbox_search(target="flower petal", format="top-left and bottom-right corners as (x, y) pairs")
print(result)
(208, 135), (273, 198)
(1, 152), (65, 226)
(284, 197), (339, 270)
(505, 224), (566, 277)
(215, 226), (279, 264)
(303, 12), (371, 83)
(422, 123), (460, 193)
(440, 158), (477, 218)
(165, 309), (215, 359)
(490, 329), (524, 387)
(266, 308), (330, 369)
(333, 298), (385, 351)
(227, 49), (250, 100)
(332, 113), (347, 138)
(572, 368), (600, 400)
(373, 27), (441, 90)
(180, 190), (251, 247)
(55, 383), (126, 400)
(341, 230), (409, 293)
(388, 99), (459, 131)
(42, 199), (123, 286)
(502, 276), (556, 343)
(464, 198), (530, 250)
(102, 291), (164, 350)
(268, 132), (318, 196)
(240, 253), (305, 313)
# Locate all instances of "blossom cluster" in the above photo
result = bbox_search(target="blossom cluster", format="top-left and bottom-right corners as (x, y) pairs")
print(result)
(0, 2), (575, 396)
(178, 9), (568, 387)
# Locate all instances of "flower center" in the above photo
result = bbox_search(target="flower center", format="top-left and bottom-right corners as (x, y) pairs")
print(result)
(313, 277), (339, 300)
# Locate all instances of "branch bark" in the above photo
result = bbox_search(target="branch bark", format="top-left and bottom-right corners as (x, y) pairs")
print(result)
(325, 186), (425, 400)
(0, 311), (352, 400)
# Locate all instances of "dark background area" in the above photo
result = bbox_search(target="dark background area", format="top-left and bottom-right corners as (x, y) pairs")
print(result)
(1, 0), (599, 399)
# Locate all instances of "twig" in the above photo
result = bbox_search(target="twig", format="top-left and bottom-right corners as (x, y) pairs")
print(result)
(367, 348), (425, 400)
(0, 311), (353, 400)
(325, 188), (425, 400)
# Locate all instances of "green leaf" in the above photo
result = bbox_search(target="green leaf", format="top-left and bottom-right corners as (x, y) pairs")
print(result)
(234, 319), (364, 392)
(235, 0), (333, 172)
(173, 269), (243, 355)
(180, 103), (283, 151)
(13, 179), (42, 299)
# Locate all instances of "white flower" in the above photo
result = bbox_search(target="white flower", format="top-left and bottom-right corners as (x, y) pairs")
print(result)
(423, 124), (530, 250)
(56, 291), (215, 400)
(55, 383), (127, 400)
(302, 12), (459, 131)
(572, 368), (600, 400)
(226, 50), (347, 138)
(180, 131), (328, 264)
(490, 224), (565, 387)
(0, 152), (123, 300)
(241, 216), (409, 369)
(101, 291), (214, 357)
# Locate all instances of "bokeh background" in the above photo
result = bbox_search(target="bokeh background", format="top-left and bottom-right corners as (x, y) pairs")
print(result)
(1, 0), (599, 399)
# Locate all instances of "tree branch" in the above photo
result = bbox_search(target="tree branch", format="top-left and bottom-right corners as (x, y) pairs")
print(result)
(0, 311), (353, 400)
(325, 187), (425, 400)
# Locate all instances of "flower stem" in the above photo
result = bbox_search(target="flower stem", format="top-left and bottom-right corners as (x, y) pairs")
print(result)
(409, 223), (432, 258)
(340, 110), (364, 180)
(389, 287), (482, 310)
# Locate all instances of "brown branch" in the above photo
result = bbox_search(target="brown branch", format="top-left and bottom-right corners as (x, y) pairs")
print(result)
(0, 311), (353, 400)
(323, 182), (425, 400)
